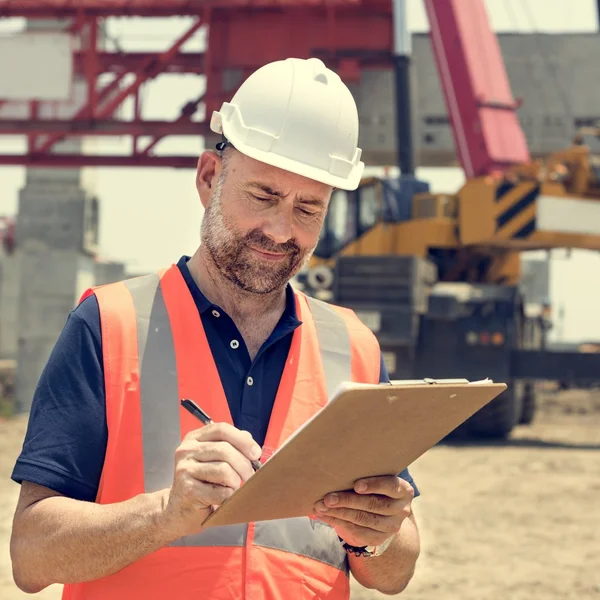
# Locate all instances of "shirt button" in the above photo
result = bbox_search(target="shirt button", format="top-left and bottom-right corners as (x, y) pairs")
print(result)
(230, 340), (240, 349)
(212, 309), (220, 318)
(247, 377), (254, 386)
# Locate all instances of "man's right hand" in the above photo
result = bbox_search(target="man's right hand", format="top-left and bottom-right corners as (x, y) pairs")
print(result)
(161, 423), (262, 539)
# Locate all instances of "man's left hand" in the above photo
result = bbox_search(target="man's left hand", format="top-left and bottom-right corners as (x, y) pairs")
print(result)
(313, 475), (414, 548)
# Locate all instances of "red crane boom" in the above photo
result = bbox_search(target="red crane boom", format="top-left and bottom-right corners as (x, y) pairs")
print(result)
(423, 0), (530, 177)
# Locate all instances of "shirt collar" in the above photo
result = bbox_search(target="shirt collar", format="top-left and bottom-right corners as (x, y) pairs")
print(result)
(176, 255), (302, 327)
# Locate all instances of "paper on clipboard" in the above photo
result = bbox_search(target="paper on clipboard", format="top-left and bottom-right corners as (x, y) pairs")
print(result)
(467, 378), (494, 385)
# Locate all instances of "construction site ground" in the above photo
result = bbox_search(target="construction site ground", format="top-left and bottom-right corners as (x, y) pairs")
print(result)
(1, 388), (598, 600)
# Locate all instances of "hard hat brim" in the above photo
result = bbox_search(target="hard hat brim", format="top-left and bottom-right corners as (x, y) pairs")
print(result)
(225, 136), (364, 191)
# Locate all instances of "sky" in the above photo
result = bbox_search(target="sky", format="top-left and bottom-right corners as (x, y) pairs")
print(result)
(0, 0), (598, 342)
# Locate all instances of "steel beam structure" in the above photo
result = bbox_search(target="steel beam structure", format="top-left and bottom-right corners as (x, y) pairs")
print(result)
(73, 52), (205, 74)
(0, 0), (362, 18)
(33, 17), (204, 155)
(0, 119), (210, 136)
(0, 0), (394, 168)
(0, 16), (210, 166)
(0, 154), (199, 167)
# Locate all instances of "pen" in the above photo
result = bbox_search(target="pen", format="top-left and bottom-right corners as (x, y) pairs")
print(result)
(180, 398), (262, 472)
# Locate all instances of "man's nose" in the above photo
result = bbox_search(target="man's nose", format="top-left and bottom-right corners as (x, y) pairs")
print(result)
(262, 208), (293, 245)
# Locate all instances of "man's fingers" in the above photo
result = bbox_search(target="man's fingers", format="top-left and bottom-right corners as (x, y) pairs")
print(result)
(353, 476), (415, 500)
(178, 458), (242, 491)
(316, 515), (390, 547)
(320, 491), (399, 515)
(185, 441), (255, 483)
(184, 423), (262, 463)
(314, 503), (397, 533)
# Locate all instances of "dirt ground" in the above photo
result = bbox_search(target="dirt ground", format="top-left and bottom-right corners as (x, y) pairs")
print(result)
(1, 388), (599, 600)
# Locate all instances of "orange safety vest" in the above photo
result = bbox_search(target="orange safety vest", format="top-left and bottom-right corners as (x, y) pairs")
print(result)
(62, 263), (380, 600)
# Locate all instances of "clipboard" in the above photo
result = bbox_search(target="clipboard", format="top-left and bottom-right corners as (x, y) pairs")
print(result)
(202, 378), (507, 528)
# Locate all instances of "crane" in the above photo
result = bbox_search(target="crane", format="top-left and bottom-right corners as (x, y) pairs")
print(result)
(300, 0), (600, 438)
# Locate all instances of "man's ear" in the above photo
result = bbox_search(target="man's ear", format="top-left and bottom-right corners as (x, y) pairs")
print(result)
(196, 151), (221, 209)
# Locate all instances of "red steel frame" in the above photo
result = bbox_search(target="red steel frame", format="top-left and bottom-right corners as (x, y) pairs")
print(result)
(0, 0), (530, 174)
(0, 0), (393, 168)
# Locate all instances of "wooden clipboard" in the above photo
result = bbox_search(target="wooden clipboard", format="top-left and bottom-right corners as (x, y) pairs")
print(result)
(202, 378), (507, 528)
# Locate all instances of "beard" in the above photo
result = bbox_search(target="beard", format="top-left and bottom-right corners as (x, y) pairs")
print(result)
(200, 174), (316, 295)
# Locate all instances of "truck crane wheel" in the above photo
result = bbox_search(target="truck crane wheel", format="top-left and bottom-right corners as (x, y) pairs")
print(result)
(306, 265), (334, 291)
(518, 382), (536, 425)
(465, 384), (521, 439)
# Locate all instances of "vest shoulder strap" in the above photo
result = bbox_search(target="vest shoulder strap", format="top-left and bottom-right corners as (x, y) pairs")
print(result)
(297, 290), (381, 384)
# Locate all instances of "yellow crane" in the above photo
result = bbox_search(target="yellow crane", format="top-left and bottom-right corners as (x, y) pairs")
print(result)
(300, 1), (600, 439)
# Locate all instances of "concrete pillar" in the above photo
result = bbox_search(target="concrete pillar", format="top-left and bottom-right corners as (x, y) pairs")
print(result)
(14, 174), (99, 414)
(14, 18), (101, 414)
(0, 244), (20, 360)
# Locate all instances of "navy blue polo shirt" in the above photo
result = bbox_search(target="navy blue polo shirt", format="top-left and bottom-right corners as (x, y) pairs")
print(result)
(12, 256), (419, 503)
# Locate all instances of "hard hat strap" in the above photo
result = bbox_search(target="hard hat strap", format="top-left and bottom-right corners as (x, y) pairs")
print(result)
(216, 135), (232, 152)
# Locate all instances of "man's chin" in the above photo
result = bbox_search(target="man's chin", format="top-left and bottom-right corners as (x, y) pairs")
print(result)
(223, 269), (289, 296)
(235, 281), (286, 295)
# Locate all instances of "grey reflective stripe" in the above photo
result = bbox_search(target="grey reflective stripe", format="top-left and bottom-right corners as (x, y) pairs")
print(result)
(254, 518), (348, 573)
(305, 296), (353, 401)
(170, 523), (248, 548)
(125, 274), (179, 494)
(126, 274), (247, 548)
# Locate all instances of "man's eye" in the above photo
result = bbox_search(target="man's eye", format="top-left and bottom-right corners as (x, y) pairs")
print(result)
(297, 207), (316, 216)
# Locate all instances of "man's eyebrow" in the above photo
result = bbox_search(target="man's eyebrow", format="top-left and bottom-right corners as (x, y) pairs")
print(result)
(249, 182), (326, 206)
(298, 197), (326, 207)
(249, 183), (283, 197)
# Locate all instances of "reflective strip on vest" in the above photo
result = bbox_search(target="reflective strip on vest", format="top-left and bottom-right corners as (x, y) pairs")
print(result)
(124, 277), (351, 568)
(123, 275), (248, 548)
(305, 296), (352, 401)
(254, 518), (347, 571)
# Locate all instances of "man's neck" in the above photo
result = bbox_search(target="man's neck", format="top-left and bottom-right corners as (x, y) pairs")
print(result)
(186, 248), (288, 324)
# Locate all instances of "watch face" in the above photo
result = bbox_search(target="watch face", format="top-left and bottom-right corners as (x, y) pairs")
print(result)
(375, 536), (394, 556)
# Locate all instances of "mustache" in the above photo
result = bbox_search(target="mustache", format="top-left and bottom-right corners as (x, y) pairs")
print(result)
(243, 228), (300, 255)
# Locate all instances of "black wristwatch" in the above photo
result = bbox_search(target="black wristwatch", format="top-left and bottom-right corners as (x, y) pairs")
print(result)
(339, 536), (393, 558)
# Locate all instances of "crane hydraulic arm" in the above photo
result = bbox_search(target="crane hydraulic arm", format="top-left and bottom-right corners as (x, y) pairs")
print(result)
(422, 0), (530, 179)
(407, 0), (600, 259)
(421, 0), (600, 254)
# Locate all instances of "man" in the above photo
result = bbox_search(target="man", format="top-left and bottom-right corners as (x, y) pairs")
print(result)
(10, 57), (421, 599)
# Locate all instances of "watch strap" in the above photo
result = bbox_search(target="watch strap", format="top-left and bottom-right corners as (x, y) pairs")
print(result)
(339, 535), (393, 558)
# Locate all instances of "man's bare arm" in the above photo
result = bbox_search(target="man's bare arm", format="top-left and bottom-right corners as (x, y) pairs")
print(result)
(11, 423), (262, 593)
(348, 512), (420, 595)
(10, 482), (178, 593)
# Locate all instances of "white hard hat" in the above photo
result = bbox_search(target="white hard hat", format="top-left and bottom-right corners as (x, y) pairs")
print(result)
(210, 57), (364, 191)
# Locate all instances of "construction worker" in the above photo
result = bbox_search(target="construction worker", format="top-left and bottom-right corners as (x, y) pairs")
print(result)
(10, 58), (421, 599)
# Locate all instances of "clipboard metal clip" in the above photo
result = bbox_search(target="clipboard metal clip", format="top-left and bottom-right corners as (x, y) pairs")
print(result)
(387, 377), (471, 386)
